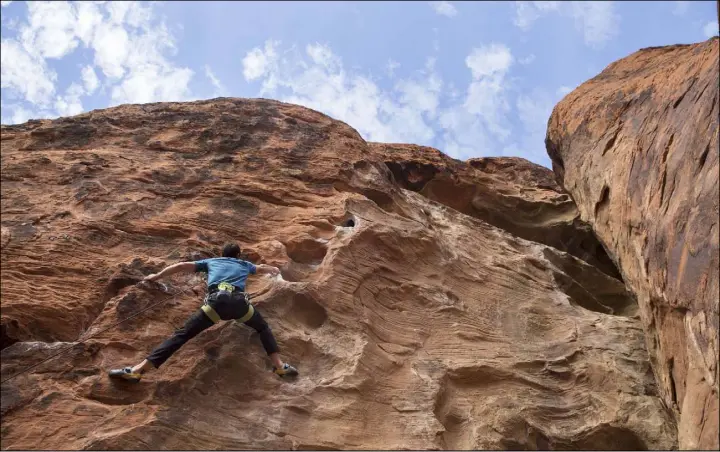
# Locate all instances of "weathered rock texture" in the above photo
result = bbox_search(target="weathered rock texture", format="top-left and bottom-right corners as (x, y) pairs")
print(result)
(1, 98), (675, 450)
(377, 144), (622, 279)
(546, 37), (719, 450)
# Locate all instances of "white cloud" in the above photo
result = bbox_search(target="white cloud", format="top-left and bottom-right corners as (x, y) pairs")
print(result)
(395, 58), (442, 120)
(429, 1), (458, 17)
(12, 107), (32, 124)
(81, 65), (99, 94)
(242, 40), (443, 144)
(1, 1), (12, 7)
(502, 89), (555, 166)
(19, 1), (81, 59)
(104, 1), (152, 29)
(107, 1), (132, 25)
(1, 1), (194, 115)
(513, 1), (619, 48)
(75, 2), (104, 46)
(4, 104), (34, 124)
(464, 77), (510, 139)
(672, 1), (689, 16)
(92, 25), (130, 79)
(570, 2), (620, 48)
(0, 39), (57, 106)
(513, 1), (560, 30)
(464, 45), (514, 139)
(439, 107), (494, 160)
(54, 82), (84, 116)
(240, 40), (535, 162)
(438, 43), (515, 158)
(242, 40), (278, 81)
(466, 44), (513, 78)
(205, 65), (226, 95)
(111, 65), (193, 105)
(703, 21), (719, 38)
(107, 13), (194, 105)
(307, 42), (340, 68)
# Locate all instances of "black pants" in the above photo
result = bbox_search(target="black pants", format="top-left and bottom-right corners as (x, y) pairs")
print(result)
(146, 292), (280, 368)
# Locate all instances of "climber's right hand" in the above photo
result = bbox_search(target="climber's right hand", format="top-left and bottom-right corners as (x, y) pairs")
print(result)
(257, 264), (281, 277)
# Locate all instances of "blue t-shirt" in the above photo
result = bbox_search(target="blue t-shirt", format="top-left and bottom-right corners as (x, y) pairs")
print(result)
(194, 257), (257, 290)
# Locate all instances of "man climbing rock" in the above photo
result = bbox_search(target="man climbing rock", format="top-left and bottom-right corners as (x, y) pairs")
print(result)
(108, 243), (299, 383)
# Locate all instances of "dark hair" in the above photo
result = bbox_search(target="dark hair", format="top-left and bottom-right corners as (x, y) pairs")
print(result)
(222, 243), (241, 258)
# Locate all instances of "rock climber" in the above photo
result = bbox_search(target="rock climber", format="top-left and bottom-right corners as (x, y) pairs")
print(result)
(108, 243), (299, 382)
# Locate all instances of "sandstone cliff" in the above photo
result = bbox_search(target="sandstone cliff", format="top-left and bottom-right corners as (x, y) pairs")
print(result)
(0, 98), (676, 449)
(376, 144), (622, 279)
(546, 37), (719, 450)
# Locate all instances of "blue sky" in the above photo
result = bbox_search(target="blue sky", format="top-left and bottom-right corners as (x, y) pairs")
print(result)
(1, 1), (718, 167)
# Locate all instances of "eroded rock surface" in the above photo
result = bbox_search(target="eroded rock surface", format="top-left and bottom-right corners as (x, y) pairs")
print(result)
(546, 38), (719, 450)
(374, 143), (621, 279)
(1, 98), (675, 449)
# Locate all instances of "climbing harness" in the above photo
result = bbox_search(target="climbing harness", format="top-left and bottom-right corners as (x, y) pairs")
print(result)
(201, 303), (255, 324)
(217, 281), (235, 293)
(201, 282), (254, 324)
(200, 304), (223, 323)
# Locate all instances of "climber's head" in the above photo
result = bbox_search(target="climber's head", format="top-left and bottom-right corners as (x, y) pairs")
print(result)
(222, 243), (241, 259)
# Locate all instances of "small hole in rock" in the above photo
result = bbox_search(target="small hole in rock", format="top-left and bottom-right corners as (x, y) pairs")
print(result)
(290, 293), (328, 329)
(285, 238), (328, 265)
(345, 219), (355, 228)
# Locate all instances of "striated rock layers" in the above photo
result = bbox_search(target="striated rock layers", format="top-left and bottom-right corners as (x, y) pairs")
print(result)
(377, 144), (622, 279)
(1, 97), (676, 450)
(546, 38), (719, 450)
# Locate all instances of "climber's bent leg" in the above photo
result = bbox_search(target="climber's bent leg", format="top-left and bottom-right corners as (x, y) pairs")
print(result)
(243, 309), (279, 355)
(109, 308), (215, 382)
(109, 304), (298, 382)
(145, 308), (215, 368)
(243, 308), (298, 377)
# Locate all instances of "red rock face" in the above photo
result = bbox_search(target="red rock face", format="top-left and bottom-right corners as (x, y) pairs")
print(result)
(546, 38), (719, 450)
(1, 99), (676, 449)
(376, 143), (622, 280)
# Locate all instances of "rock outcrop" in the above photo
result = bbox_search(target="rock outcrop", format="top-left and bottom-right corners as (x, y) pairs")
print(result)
(546, 37), (719, 450)
(375, 143), (622, 279)
(0, 98), (676, 450)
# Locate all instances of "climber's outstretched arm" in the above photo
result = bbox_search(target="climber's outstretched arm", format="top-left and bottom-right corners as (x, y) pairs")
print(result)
(255, 264), (281, 276)
(144, 262), (196, 282)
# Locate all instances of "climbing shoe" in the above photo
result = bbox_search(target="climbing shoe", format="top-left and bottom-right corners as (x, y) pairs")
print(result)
(273, 363), (299, 378)
(108, 367), (142, 383)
